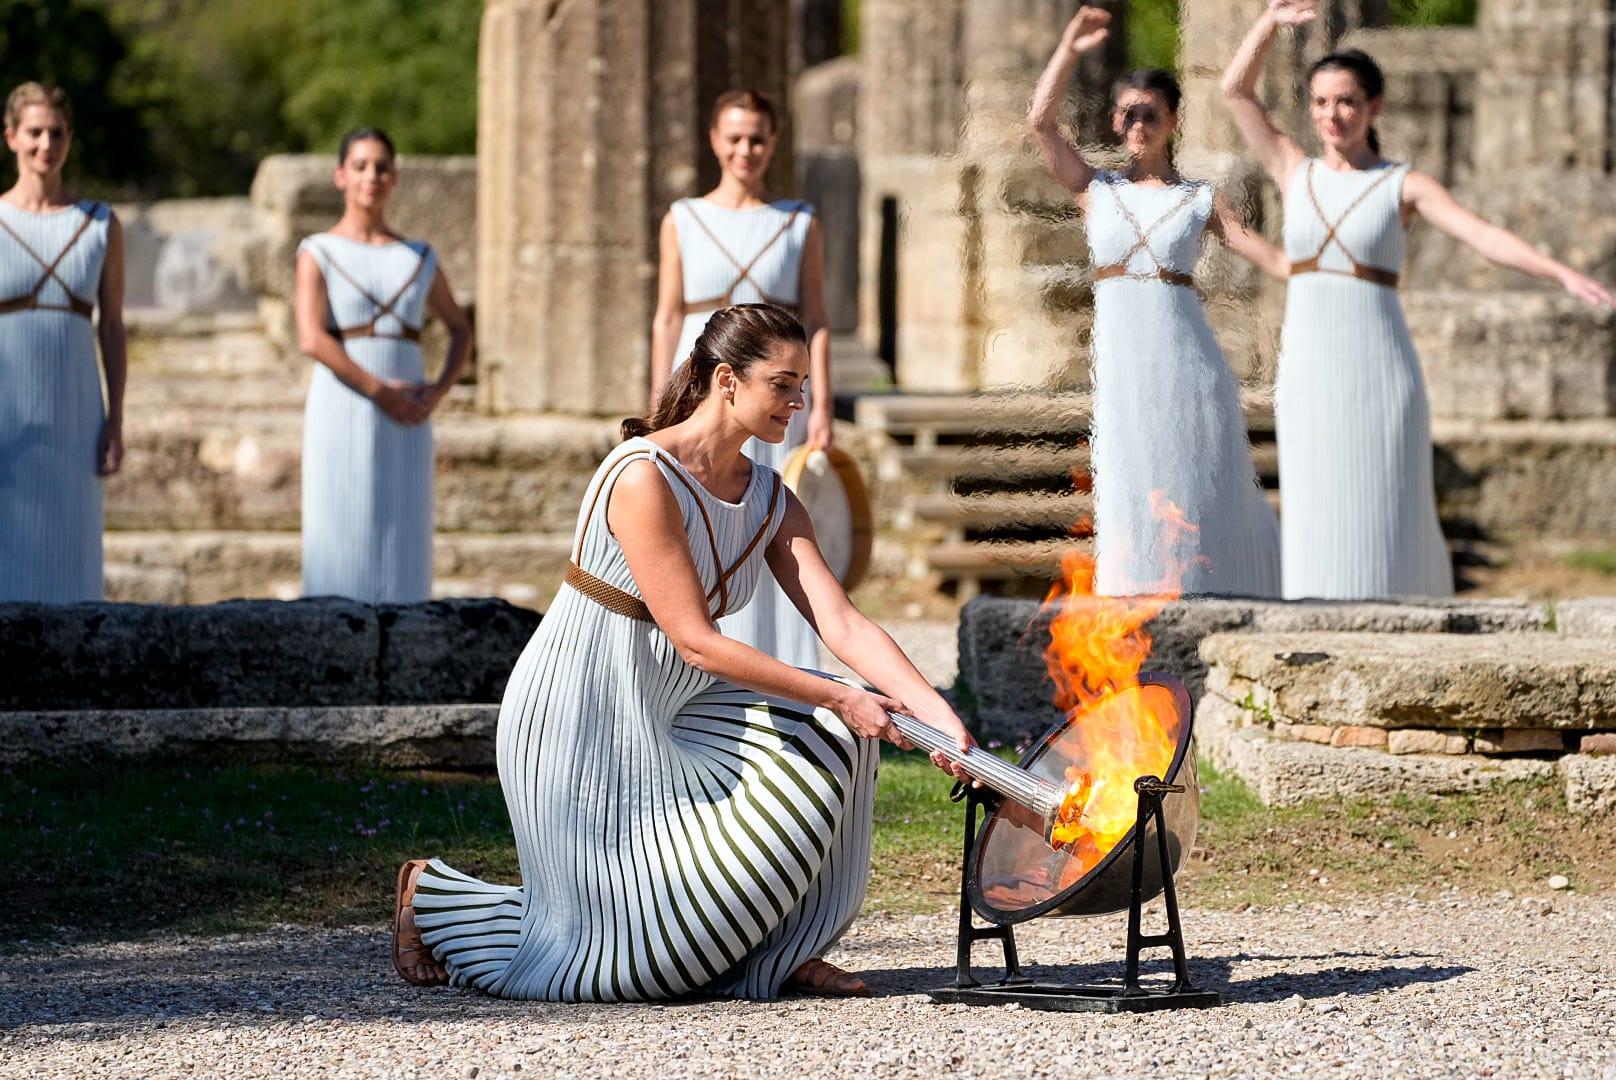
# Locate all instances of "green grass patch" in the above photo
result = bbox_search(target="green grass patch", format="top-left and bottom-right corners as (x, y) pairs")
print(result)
(1565, 548), (1616, 576)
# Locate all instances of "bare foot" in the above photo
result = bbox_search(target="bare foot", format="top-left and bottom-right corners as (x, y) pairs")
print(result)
(393, 859), (448, 987)
(786, 957), (870, 998)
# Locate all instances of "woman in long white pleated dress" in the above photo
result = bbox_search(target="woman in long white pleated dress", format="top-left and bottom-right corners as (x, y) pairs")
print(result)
(651, 89), (832, 668)
(392, 305), (973, 1000)
(294, 128), (472, 603)
(1028, 10), (1285, 597)
(0, 83), (126, 603)
(1224, 1), (1615, 599)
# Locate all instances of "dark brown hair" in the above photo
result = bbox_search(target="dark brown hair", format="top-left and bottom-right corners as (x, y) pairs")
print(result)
(710, 88), (777, 134)
(1308, 49), (1386, 155)
(339, 126), (396, 165)
(1112, 69), (1182, 115)
(5, 82), (72, 132)
(623, 304), (806, 440)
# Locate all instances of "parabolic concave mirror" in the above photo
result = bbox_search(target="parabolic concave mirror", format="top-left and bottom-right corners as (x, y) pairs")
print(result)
(967, 672), (1199, 925)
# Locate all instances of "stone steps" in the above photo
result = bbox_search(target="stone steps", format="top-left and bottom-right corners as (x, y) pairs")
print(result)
(105, 530), (574, 606)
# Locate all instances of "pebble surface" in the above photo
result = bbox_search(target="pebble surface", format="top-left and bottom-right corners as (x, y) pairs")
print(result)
(3, 895), (1613, 1079)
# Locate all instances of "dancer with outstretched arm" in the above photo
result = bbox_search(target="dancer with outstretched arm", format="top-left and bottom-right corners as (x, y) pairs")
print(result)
(1029, 7), (1285, 598)
(1222, 0), (1614, 600)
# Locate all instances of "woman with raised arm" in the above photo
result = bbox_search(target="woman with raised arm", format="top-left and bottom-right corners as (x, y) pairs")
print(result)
(294, 127), (472, 603)
(1028, 8), (1285, 597)
(0, 83), (126, 603)
(650, 89), (832, 668)
(391, 305), (972, 1000)
(1222, 0), (1615, 599)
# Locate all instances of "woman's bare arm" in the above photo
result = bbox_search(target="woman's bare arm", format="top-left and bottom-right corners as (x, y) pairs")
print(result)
(1220, 0), (1315, 189)
(1209, 192), (1289, 280)
(798, 217), (834, 449)
(95, 211), (127, 476)
(1404, 171), (1616, 307)
(1027, 6), (1112, 204)
(294, 249), (429, 425)
(650, 211), (686, 405)
(421, 265), (474, 411)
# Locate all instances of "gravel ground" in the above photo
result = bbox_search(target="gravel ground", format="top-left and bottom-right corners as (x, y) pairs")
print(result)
(3, 895), (1613, 1079)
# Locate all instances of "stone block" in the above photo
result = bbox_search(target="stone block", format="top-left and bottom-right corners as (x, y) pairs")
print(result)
(1580, 733), (1616, 755)
(1473, 730), (1568, 756)
(1278, 724), (1336, 745)
(956, 595), (1546, 741)
(1433, 419), (1616, 540)
(378, 599), (540, 704)
(1198, 697), (1556, 808)
(1557, 600), (1616, 640)
(1561, 753), (1616, 814)
(0, 705), (498, 769)
(1387, 729), (1470, 756)
(1198, 631), (1616, 732)
(0, 599), (541, 710)
(1330, 726), (1389, 750)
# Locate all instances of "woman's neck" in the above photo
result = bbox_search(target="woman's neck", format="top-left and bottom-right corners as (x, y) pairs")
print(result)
(1319, 142), (1383, 171)
(704, 175), (770, 210)
(1123, 153), (1178, 186)
(4, 171), (69, 211)
(655, 403), (754, 478)
(330, 206), (395, 243)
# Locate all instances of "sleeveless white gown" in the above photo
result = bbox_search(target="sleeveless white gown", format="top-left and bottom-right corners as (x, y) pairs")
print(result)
(1276, 160), (1452, 599)
(670, 197), (819, 667)
(0, 200), (110, 603)
(412, 438), (877, 1001)
(1086, 173), (1280, 597)
(299, 234), (437, 603)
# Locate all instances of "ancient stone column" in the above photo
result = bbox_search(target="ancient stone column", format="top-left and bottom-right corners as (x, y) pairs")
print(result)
(477, 0), (792, 416)
(795, 57), (862, 334)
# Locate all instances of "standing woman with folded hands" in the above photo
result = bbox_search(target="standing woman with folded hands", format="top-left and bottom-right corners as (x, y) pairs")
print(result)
(295, 127), (472, 603)
(1222, 0), (1615, 600)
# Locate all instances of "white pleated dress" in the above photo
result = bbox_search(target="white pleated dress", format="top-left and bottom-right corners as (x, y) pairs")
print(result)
(0, 200), (110, 603)
(413, 438), (877, 1001)
(299, 235), (437, 603)
(1276, 161), (1452, 599)
(670, 198), (819, 667)
(1086, 174), (1280, 597)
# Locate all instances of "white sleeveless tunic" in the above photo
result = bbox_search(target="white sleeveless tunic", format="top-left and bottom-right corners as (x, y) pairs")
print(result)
(670, 198), (819, 667)
(298, 234), (437, 603)
(1276, 161), (1452, 599)
(1086, 174), (1280, 597)
(412, 438), (877, 1001)
(0, 200), (110, 602)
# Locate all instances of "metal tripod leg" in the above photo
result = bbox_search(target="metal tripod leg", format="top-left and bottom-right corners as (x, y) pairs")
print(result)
(950, 784), (1025, 988)
(1123, 775), (1201, 997)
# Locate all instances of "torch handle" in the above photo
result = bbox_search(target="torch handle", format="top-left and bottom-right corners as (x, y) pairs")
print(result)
(886, 712), (1064, 819)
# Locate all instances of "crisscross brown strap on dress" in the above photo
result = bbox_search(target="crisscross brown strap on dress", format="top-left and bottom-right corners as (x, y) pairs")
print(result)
(564, 447), (784, 625)
(318, 242), (431, 341)
(680, 200), (803, 317)
(1288, 161), (1401, 288)
(0, 203), (99, 320)
(1090, 181), (1200, 288)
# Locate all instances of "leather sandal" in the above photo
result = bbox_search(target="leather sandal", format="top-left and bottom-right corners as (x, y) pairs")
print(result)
(393, 859), (449, 987)
(785, 957), (871, 998)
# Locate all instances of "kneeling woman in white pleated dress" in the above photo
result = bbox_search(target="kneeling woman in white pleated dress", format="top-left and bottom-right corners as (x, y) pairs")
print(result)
(294, 127), (472, 603)
(392, 305), (973, 1001)
(1028, 9), (1285, 597)
(0, 83), (127, 602)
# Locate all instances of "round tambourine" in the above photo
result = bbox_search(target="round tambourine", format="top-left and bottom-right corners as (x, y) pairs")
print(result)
(780, 445), (874, 591)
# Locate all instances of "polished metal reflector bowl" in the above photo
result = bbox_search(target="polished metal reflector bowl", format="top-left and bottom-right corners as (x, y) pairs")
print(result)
(966, 672), (1199, 925)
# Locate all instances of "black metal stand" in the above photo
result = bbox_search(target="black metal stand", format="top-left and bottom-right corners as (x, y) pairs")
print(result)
(926, 776), (1222, 1014)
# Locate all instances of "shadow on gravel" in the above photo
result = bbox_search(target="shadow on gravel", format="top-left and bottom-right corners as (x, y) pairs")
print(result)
(859, 951), (1474, 1003)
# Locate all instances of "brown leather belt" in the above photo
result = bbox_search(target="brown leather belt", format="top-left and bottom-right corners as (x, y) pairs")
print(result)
(339, 323), (422, 341)
(1288, 256), (1399, 288)
(0, 293), (93, 319)
(564, 562), (654, 622)
(1092, 264), (1195, 288)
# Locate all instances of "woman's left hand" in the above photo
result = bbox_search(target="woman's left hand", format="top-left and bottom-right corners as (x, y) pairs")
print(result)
(906, 701), (977, 783)
(97, 417), (124, 477)
(409, 381), (453, 415)
(807, 408), (834, 451)
(1561, 268), (1616, 309)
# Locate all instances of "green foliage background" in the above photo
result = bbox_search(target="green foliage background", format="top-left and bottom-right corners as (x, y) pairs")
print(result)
(0, 0), (1478, 199)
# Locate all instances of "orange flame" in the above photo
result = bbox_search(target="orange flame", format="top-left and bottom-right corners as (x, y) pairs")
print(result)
(1041, 492), (1194, 868)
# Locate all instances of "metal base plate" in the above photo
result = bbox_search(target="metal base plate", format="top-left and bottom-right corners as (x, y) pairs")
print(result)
(927, 982), (1223, 1014)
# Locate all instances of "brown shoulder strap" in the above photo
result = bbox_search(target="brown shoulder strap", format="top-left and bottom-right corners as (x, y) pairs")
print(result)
(655, 460), (730, 616)
(0, 203), (98, 306)
(1103, 183), (1200, 276)
(316, 241), (430, 332)
(570, 447), (658, 563)
(719, 472), (784, 599)
(681, 200), (803, 307)
(1302, 161), (1399, 269)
